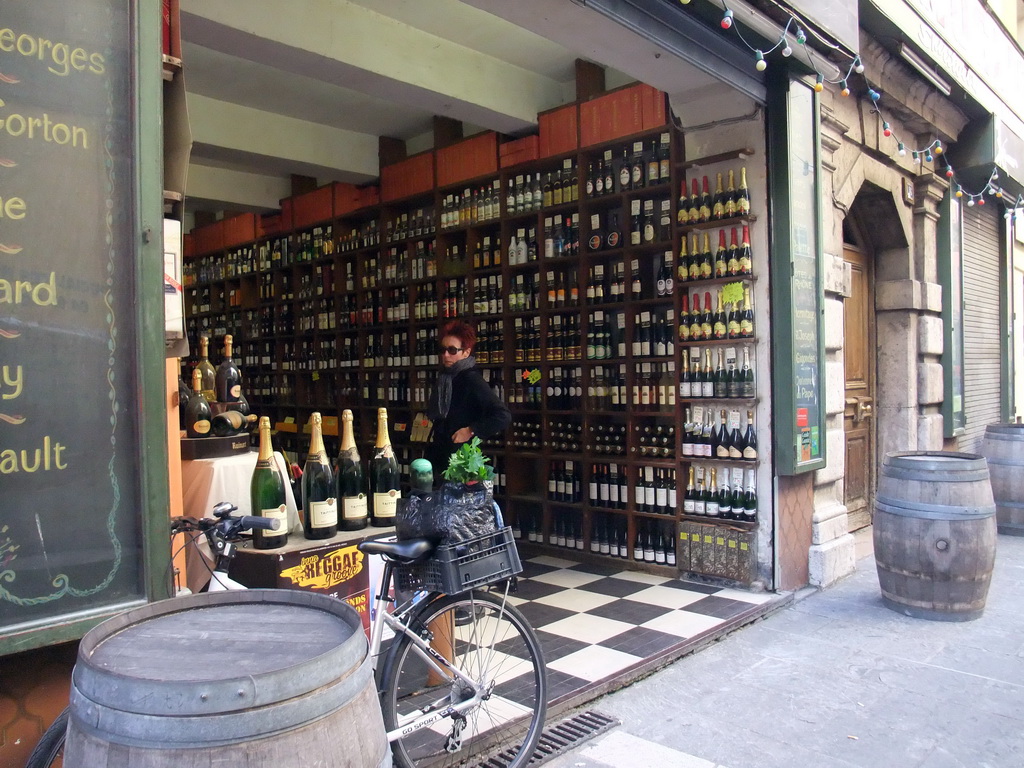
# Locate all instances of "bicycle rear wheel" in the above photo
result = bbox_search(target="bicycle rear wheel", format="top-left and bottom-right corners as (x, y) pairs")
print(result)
(25, 707), (67, 768)
(380, 591), (547, 768)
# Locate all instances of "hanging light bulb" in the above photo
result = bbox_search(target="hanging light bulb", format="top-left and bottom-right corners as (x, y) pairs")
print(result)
(854, 57), (865, 74)
(912, 151), (920, 163)
(678, 0), (692, 4)
(996, 189), (1004, 198)
(925, 151), (933, 163)
(868, 88), (881, 103)
(840, 80), (850, 97)
(796, 27), (806, 44)
(721, 9), (733, 29)
(814, 74), (823, 93)
(978, 196), (986, 205)
(898, 142), (906, 157)
(933, 140), (942, 155)
(967, 196), (976, 206)
(955, 186), (963, 198)
(754, 50), (767, 71)
(945, 167), (954, 179)
(882, 121), (891, 137)
(782, 38), (793, 57)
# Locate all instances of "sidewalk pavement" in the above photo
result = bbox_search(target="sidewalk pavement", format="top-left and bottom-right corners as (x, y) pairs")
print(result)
(544, 532), (1024, 768)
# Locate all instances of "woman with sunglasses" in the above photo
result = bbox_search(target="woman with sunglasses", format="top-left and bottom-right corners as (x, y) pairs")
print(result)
(425, 319), (511, 475)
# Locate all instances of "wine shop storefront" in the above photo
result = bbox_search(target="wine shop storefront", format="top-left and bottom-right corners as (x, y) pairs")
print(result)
(0, 1), (873, 764)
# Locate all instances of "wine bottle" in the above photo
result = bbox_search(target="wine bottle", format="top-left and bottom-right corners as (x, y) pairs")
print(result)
(743, 468), (758, 522)
(185, 368), (212, 438)
(740, 286), (755, 338)
(210, 410), (258, 437)
(215, 334), (243, 403)
(689, 293), (703, 341)
(712, 172), (726, 220)
(688, 178), (701, 224)
(679, 353), (692, 399)
(740, 345), (756, 399)
(337, 409), (368, 530)
(177, 366), (192, 432)
(714, 230), (728, 278)
(725, 168), (737, 218)
(706, 467), (720, 518)
(727, 227), (741, 276)
(699, 175), (712, 222)
(678, 293), (691, 343)
(196, 335), (217, 401)
(302, 412), (337, 540)
(739, 225), (753, 275)
(715, 408), (731, 459)
(677, 180), (689, 224)
(693, 471), (707, 516)
(743, 410), (758, 461)
(729, 411), (745, 460)
(736, 167), (751, 216)
(588, 213), (604, 252)
(606, 211), (621, 249)
(713, 290), (728, 340)
(678, 234), (690, 284)
(369, 407), (401, 527)
(701, 293), (713, 346)
(687, 233), (701, 281)
(717, 469), (734, 521)
(251, 416), (288, 549)
(699, 233), (713, 281)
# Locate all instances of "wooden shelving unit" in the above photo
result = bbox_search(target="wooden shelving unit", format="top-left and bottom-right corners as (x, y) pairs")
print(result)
(182, 121), (763, 583)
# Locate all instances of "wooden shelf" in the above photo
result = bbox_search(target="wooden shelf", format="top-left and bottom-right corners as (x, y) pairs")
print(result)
(182, 128), (765, 584)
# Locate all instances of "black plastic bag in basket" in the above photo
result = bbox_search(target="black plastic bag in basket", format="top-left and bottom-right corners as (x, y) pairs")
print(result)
(396, 480), (499, 543)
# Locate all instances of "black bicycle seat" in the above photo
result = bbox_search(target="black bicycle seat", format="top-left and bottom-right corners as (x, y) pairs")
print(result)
(358, 537), (435, 564)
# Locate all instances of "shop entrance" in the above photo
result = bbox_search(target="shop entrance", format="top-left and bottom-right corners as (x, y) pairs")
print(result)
(843, 243), (876, 531)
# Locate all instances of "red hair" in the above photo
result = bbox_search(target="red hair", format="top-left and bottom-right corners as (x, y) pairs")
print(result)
(440, 319), (476, 351)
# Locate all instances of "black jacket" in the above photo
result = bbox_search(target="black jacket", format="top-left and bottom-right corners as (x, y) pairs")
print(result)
(427, 368), (510, 473)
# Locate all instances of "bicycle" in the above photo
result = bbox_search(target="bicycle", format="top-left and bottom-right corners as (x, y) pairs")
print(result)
(25, 502), (279, 768)
(28, 510), (547, 768)
(358, 527), (548, 768)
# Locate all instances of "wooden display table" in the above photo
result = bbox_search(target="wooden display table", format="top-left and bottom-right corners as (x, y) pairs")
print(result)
(231, 527), (396, 633)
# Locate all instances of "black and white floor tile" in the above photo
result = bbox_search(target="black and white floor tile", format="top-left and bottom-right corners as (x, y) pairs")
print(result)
(508, 554), (777, 705)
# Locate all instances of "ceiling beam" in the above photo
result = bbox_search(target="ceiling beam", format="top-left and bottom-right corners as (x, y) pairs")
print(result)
(185, 164), (293, 213)
(187, 94), (381, 181)
(180, 0), (564, 134)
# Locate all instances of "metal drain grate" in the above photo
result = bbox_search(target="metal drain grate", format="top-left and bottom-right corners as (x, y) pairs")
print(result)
(475, 709), (620, 768)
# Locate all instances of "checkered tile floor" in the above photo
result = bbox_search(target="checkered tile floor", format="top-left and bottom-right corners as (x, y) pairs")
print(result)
(508, 554), (778, 706)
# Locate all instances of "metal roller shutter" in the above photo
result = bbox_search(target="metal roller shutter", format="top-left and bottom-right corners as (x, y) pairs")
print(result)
(961, 205), (1003, 452)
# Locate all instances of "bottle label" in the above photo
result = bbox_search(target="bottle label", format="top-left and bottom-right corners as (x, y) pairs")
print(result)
(230, 384), (241, 399)
(743, 446), (758, 460)
(260, 504), (288, 531)
(309, 498), (338, 528)
(192, 419), (211, 435)
(374, 490), (399, 519)
(684, 498), (695, 514)
(343, 494), (368, 520)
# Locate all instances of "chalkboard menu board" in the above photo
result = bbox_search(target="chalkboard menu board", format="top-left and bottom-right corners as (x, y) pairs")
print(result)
(0, 1), (156, 645)
(768, 75), (827, 474)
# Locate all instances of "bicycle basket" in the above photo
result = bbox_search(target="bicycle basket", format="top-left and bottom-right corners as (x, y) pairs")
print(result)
(396, 527), (522, 594)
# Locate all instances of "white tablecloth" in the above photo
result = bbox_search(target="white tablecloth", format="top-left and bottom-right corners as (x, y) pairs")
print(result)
(180, 450), (301, 592)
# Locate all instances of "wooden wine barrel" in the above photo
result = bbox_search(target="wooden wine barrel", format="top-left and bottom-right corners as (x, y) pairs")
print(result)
(873, 452), (997, 622)
(64, 590), (391, 768)
(980, 423), (1024, 536)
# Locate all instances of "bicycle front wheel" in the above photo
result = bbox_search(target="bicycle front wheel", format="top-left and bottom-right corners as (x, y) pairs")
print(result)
(25, 707), (68, 768)
(380, 590), (547, 768)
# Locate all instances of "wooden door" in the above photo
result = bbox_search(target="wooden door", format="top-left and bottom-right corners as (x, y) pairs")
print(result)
(843, 245), (875, 530)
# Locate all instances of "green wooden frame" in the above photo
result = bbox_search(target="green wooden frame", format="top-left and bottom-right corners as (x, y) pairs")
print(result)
(767, 69), (827, 474)
(937, 191), (966, 437)
(0, 0), (169, 655)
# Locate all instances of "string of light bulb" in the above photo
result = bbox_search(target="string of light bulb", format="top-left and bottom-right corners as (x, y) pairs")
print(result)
(675, 0), (1024, 221)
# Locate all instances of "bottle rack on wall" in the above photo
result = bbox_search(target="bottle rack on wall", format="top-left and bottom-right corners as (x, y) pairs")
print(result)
(183, 126), (763, 583)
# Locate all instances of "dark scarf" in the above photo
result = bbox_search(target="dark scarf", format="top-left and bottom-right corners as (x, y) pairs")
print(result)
(428, 356), (477, 420)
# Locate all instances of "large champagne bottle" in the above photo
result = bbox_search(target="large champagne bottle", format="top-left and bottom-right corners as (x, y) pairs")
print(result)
(177, 364), (191, 432)
(210, 410), (258, 436)
(196, 335), (217, 401)
(337, 409), (368, 531)
(250, 416), (288, 549)
(185, 368), (212, 438)
(215, 334), (243, 403)
(369, 407), (401, 527)
(302, 412), (337, 540)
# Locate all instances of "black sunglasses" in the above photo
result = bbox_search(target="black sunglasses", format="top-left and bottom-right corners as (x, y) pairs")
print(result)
(439, 345), (463, 355)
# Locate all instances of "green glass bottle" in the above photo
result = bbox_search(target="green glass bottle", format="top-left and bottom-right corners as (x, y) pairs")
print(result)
(251, 416), (288, 549)
(302, 412), (337, 540)
(337, 409), (368, 531)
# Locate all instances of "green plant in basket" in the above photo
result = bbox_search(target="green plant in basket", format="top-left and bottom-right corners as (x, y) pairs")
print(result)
(443, 437), (495, 484)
